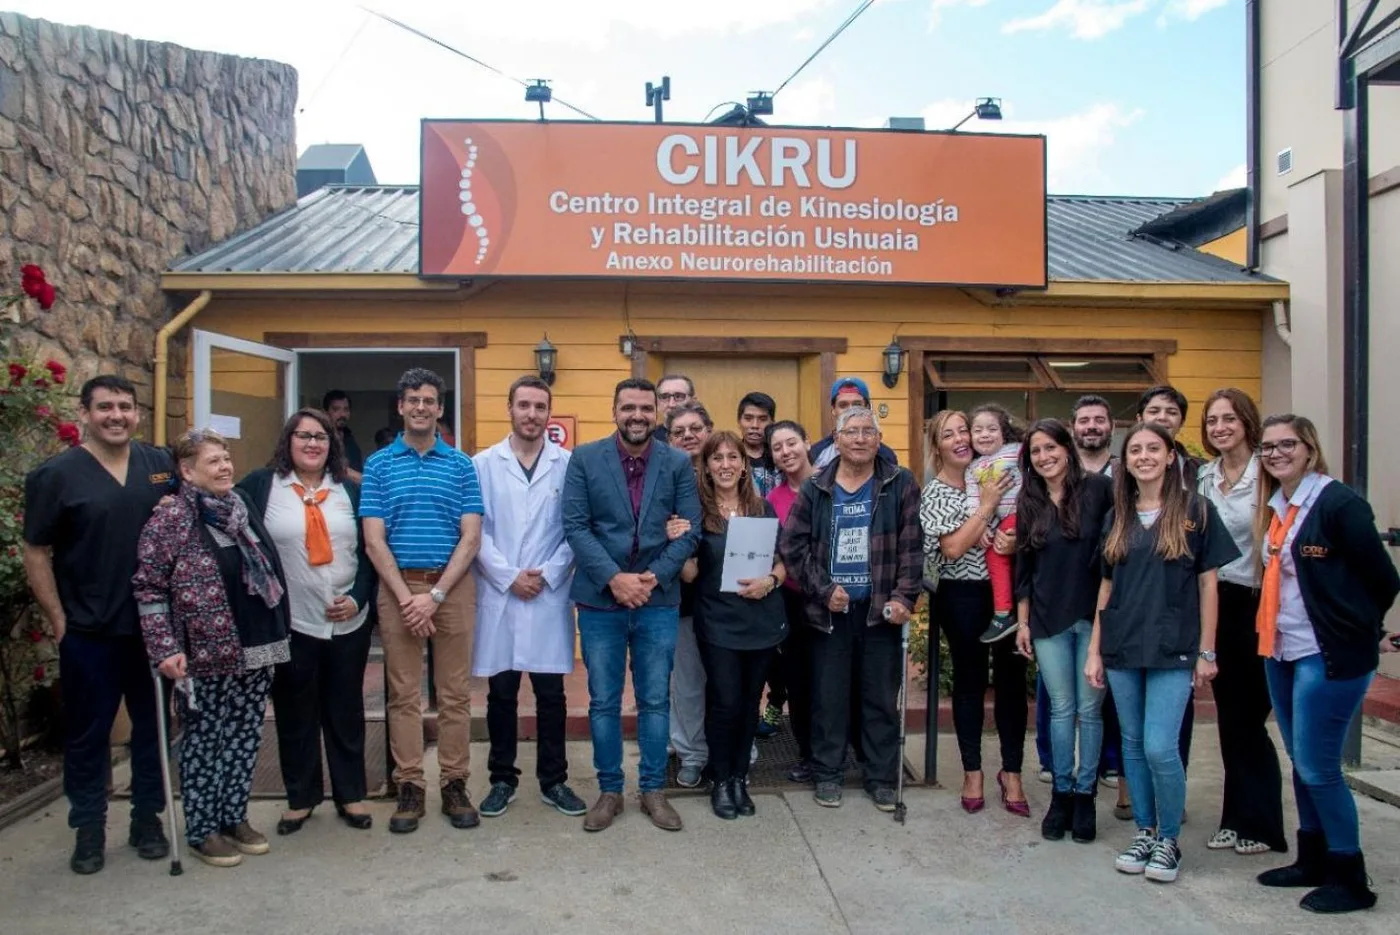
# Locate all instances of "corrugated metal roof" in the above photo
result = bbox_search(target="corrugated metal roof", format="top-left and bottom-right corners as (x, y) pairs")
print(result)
(172, 186), (419, 274)
(1046, 195), (1269, 283)
(172, 186), (1276, 284)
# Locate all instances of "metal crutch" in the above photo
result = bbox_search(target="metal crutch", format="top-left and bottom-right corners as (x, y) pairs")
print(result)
(894, 619), (910, 824)
(152, 668), (183, 876)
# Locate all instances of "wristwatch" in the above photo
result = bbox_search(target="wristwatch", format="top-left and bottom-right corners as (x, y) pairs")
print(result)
(1198, 650), (1217, 663)
(429, 587), (447, 604)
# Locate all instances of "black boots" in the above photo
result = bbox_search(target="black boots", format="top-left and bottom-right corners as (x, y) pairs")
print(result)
(70, 824), (105, 875)
(1258, 829), (1326, 888)
(1041, 791), (1072, 841)
(711, 777), (738, 820)
(733, 778), (756, 817)
(1071, 792), (1097, 843)
(1300, 851), (1378, 914)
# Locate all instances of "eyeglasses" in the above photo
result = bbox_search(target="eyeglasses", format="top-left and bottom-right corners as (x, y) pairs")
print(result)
(292, 431), (330, 443)
(838, 427), (879, 439)
(1260, 439), (1304, 456)
(658, 392), (691, 403)
(403, 396), (438, 409)
(670, 425), (706, 438)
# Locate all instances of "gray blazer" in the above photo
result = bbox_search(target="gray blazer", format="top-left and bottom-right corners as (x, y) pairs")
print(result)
(562, 434), (701, 609)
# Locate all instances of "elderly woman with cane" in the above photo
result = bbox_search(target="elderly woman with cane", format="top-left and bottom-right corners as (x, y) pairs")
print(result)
(134, 428), (291, 867)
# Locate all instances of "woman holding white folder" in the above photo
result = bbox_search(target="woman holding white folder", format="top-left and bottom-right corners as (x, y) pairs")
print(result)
(677, 430), (788, 820)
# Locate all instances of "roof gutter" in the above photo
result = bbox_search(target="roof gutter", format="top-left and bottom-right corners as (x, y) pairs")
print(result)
(1272, 299), (1292, 346)
(154, 290), (211, 447)
(1246, 0), (1262, 270)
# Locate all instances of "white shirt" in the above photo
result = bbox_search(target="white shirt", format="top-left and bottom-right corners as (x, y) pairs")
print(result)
(1198, 455), (1261, 587)
(263, 472), (369, 639)
(471, 437), (576, 676)
(1263, 471), (1333, 661)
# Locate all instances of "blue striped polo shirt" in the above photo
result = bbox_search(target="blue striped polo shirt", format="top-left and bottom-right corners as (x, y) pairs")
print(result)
(359, 434), (484, 569)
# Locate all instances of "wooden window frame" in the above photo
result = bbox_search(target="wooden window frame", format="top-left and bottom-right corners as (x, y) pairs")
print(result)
(903, 336), (1177, 481)
(265, 331), (487, 454)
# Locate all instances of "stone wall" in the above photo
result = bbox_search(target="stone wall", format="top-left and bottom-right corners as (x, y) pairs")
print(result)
(0, 12), (297, 413)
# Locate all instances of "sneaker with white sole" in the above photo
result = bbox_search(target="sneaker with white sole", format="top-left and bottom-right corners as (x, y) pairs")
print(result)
(675, 764), (704, 788)
(1145, 836), (1182, 883)
(479, 781), (517, 818)
(978, 613), (1019, 644)
(541, 783), (589, 817)
(1115, 829), (1159, 874)
(1037, 768), (1052, 784)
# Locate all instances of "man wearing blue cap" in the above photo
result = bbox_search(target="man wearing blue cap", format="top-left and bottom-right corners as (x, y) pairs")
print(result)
(810, 377), (898, 470)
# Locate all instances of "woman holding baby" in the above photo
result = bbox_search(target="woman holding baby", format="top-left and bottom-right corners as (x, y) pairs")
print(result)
(920, 405), (1028, 816)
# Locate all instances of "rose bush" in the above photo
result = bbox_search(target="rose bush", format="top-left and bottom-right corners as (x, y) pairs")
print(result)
(1, 265), (71, 769)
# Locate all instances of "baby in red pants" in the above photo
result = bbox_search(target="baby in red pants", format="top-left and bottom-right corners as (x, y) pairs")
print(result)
(965, 408), (1023, 643)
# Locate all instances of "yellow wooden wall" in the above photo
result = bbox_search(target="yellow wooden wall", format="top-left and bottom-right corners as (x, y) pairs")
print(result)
(1198, 228), (1247, 265)
(190, 280), (1264, 463)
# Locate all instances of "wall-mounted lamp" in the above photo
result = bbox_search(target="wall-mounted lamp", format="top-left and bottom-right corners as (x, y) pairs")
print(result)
(882, 338), (906, 389)
(619, 331), (637, 358)
(535, 334), (558, 386)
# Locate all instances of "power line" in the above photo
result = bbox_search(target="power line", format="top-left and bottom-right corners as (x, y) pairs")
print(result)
(773, 0), (877, 98)
(359, 6), (602, 120)
(299, 12), (372, 115)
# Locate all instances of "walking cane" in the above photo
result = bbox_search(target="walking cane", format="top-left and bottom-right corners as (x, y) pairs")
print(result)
(894, 619), (910, 825)
(152, 668), (183, 876)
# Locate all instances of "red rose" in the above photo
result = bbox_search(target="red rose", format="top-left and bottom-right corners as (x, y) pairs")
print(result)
(8, 363), (26, 385)
(32, 666), (45, 682)
(56, 422), (80, 446)
(20, 264), (44, 282)
(35, 405), (51, 419)
(35, 282), (56, 310)
(44, 360), (66, 384)
(33, 378), (48, 389)
(29, 630), (43, 643)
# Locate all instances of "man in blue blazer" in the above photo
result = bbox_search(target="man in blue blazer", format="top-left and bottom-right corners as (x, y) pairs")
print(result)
(563, 378), (701, 832)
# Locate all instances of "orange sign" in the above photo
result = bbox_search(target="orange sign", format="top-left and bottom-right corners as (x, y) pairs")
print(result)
(420, 120), (1047, 287)
(545, 415), (576, 450)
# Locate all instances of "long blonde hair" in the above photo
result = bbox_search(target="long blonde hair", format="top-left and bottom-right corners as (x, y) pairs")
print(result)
(1102, 422), (1198, 564)
(924, 409), (970, 481)
(1252, 414), (1329, 564)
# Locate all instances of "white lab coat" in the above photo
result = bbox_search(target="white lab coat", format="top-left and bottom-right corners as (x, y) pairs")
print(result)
(471, 437), (576, 676)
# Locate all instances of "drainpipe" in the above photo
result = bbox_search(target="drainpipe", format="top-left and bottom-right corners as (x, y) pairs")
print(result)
(153, 290), (212, 447)
(1271, 299), (1292, 345)
(1245, 0), (1261, 270)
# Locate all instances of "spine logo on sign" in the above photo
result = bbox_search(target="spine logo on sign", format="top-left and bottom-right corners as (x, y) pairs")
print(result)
(457, 138), (490, 265)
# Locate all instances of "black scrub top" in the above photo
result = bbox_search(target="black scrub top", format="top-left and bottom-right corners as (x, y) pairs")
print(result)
(1097, 495), (1239, 670)
(693, 502), (787, 651)
(23, 443), (175, 636)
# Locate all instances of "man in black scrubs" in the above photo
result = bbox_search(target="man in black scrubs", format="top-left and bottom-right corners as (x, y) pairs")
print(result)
(323, 389), (363, 481)
(23, 375), (176, 874)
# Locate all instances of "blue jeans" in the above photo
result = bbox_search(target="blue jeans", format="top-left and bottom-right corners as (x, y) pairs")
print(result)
(1034, 621), (1105, 794)
(1035, 675), (1052, 771)
(578, 605), (679, 794)
(1265, 653), (1373, 855)
(1105, 667), (1193, 839)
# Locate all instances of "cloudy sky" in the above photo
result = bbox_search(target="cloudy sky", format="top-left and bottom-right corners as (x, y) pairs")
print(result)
(15, 0), (1245, 195)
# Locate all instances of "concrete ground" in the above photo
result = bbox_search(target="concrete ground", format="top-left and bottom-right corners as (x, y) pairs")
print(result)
(2, 730), (1399, 935)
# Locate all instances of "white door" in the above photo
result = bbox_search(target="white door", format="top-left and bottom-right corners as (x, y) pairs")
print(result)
(192, 329), (297, 476)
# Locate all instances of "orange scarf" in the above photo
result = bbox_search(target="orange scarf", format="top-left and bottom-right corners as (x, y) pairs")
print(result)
(1255, 503), (1300, 657)
(291, 482), (333, 566)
